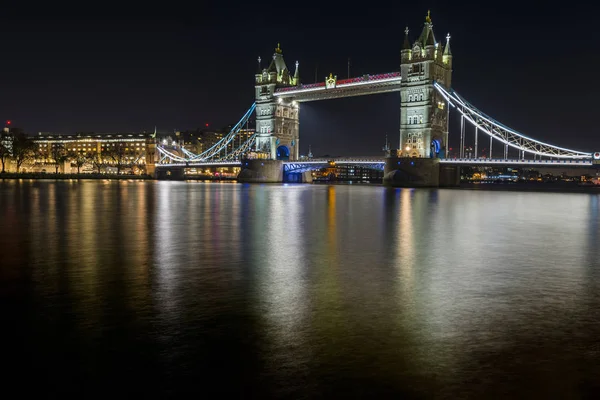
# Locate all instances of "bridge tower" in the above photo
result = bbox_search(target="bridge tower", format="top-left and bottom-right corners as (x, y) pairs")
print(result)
(254, 44), (301, 161)
(399, 11), (452, 158)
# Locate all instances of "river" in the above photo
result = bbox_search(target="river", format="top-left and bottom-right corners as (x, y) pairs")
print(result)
(1, 179), (599, 398)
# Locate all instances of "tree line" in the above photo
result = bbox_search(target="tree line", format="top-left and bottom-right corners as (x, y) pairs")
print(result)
(0, 131), (146, 175)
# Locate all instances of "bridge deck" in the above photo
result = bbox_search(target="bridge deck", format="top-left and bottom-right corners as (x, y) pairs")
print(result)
(274, 72), (402, 102)
(155, 158), (595, 169)
(439, 158), (593, 166)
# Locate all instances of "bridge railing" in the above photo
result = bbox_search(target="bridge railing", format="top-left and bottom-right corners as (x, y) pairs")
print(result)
(434, 82), (592, 160)
(440, 158), (593, 165)
(275, 72), (402, 94)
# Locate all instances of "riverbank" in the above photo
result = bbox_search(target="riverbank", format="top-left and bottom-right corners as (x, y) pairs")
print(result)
(457, 182), (600, 193)
(0, 172), (152, 180)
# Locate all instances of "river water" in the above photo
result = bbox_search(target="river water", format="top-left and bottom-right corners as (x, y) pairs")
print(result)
(1, 180), (599, 398)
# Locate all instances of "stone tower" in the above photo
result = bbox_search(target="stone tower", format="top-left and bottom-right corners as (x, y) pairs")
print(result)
(399, 11), (452, 158)
(254, 44), (301, 160)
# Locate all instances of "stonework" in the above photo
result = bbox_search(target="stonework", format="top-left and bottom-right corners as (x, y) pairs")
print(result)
(399, 12), (452, 158)
(254, 45), (300, 160)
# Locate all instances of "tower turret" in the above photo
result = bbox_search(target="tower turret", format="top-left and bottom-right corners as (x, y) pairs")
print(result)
(399, 11), (453, 159)
(255, 56), (263, 84)
(421, 11), (436, 58)
(443, 33), (452, 66)
(293, 60), (300, 85)
(254, 43), (300, 160)
(401, 27), (411, 63)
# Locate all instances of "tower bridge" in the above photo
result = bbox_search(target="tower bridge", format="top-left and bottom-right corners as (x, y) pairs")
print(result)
(154, 11), (600, 186)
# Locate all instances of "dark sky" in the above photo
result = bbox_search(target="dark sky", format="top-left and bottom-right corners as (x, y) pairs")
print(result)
(0, 1), (598, 157)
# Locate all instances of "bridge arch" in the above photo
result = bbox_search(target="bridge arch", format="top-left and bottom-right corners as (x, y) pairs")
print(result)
(276, 145), (290, 160)
(430, 139), (441, 158)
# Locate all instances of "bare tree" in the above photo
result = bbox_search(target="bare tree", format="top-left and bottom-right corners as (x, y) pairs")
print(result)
(0, 131), (12, 173)
(103, 142), (128, 175)
(69, 151), (87, 174)
(86, 152), (103, 174)
(50, 143), (69, 173)
(12, 132), (35, 173)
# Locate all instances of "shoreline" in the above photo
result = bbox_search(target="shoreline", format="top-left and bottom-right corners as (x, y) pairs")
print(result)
(2, 174), (600, 193)
(452, 182), (600, 194)
(0, 172), (152, 180)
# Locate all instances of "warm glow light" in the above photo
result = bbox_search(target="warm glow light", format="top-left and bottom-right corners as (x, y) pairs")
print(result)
(405, 146), (411, 151)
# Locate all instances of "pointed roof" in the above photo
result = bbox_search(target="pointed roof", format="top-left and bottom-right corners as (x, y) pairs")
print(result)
(403, 27), (411, 50)
(256, 56), (262, 74)
(444, 33), (452, 56)
(267, 56), (277, 73)
(294, 60), (300, 80)
(272, 43), (289, 74)
(425, 28), (435, 46)
(415, 10), (437, 47)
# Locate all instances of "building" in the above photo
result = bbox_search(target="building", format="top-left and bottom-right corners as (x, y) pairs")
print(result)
(254, 44), (301, 160)
(33, 132), (155, 174)
(173, 126), (256, 158)
(399, 11), (452, 158)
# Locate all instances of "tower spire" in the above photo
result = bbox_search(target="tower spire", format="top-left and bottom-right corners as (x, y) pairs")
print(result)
(257, 56), (262, 74)
(444, 33), (452, 56)
(403, 26), (411, 50)
(294, 60), (300, 84)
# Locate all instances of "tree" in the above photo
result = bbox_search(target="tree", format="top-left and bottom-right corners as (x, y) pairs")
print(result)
(50, 143), (69, 174)
(86, 152), (103, 174)
(12, 132), (35, 173)
(0, 131), (12, 173)
(69, 151), (87, 174)
(103, 142), (128, 175)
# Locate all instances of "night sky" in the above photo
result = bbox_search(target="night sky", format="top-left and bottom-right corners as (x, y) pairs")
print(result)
(0, 2), (598, 157)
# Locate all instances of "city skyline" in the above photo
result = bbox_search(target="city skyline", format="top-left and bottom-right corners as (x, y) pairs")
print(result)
(0, 2), (598, 156)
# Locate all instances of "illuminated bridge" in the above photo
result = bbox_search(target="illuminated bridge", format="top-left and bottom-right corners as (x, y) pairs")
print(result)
(154, 11), (599, 186)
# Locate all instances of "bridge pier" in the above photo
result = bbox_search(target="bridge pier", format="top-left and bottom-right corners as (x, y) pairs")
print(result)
(439, 164), (461, 187)
(383, 157), (440, 187)
(155, 167), (185, 180)
(237, 159), (283, 183)
(284, 171), (313, 183)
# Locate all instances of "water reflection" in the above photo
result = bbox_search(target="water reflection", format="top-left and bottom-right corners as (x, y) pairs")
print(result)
(2, 180), (600, 397)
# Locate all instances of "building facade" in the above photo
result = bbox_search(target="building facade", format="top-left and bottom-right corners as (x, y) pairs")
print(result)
(34, 132), (155, 173)
(172, 127), (256, 158)
(254, 44), (300, 160)
(399, 12), (453, 158)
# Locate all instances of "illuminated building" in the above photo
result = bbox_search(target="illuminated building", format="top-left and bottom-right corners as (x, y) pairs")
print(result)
(33, 132), (155, 174)
(399, 11), (452, 158)
(254, 43), (301, 160)
(174, 127), (255, 157)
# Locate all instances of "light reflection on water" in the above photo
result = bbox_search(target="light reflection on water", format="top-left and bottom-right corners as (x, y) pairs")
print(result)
(1, 180), (600, 398)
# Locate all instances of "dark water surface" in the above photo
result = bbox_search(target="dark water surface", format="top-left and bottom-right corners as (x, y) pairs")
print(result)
(2, 180), (600, 398)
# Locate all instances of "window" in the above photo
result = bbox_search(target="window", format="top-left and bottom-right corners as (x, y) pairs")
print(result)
(408, 94), (413, 102)
(407, 132), (424, 149)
